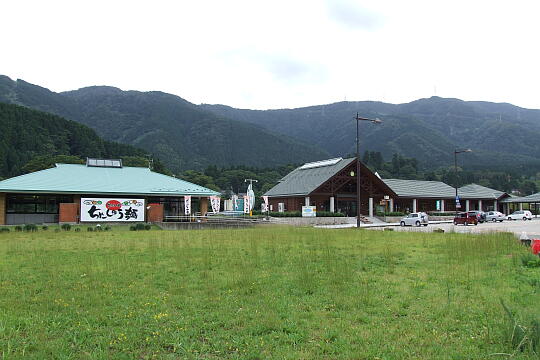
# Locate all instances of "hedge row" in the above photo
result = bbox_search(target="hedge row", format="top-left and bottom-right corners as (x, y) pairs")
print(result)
(376, 212), (406, 217)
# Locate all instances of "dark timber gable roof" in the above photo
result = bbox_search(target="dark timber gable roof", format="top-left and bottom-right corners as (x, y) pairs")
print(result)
(264, 158), (356, 197)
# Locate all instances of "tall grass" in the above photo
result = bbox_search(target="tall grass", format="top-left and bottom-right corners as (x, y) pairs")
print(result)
(0, 227), (538, 359)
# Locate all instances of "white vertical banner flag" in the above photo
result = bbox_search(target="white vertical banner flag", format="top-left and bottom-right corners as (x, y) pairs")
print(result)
(232, 195), (238, 211)
(210, 196), (221, 214)
(184, 195), (191, 215)
(243, 195), (250, 214)
(262, 196), (269, 212)
(247, 183), (255, 211)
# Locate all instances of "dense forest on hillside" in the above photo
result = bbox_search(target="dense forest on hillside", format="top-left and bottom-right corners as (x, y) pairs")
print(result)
(2, 75), (539, 196)
(361, 151), (538, 196)
(0, 103), (167, 179)
(203, 97), (540, 172)
(0, 76), (328, 172)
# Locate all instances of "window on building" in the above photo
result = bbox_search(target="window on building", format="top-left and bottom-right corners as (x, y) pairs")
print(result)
(6, 194), (74, 214)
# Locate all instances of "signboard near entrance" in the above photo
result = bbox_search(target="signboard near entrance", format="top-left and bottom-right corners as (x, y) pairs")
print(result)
(302, 206), (316, 217)
(80, 198), (145, 222)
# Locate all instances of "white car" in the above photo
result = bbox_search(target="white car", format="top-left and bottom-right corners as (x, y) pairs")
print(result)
(400, 212), (429, 227)
(485, 211), (505, 222)
(507, 210), (533, 221)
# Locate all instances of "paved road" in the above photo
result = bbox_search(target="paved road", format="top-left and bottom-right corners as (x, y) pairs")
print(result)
(379, 218), (540, 237)
(318, 218), (540, 237)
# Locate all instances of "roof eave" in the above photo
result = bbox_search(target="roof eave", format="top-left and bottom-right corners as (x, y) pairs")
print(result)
(0, 189), (219, 197)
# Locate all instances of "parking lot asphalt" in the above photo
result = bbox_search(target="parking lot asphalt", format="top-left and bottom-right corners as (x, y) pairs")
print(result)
(317, 218), (540, 237)
(376, 218), (540, 237)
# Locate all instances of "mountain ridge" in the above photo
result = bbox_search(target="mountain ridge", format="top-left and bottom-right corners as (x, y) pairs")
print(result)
(2, 75), (540, 173)
(202, 96), (540, 170)
(0, 76), (329, 172)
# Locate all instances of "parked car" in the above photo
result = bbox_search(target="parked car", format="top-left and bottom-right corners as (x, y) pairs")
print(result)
(400, 212), (429, 227)
(467, 210), (486, 223)
(507, 210), (533, 221)
(485, 211), (505, 222)
(453, 212), (478, 226)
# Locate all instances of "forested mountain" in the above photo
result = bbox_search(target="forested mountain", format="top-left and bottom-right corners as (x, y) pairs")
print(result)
(3, 74), (540, 175)
(0, 76), (328, 172)
(0, 103), (150, 178)
(202, 97), (540, 172)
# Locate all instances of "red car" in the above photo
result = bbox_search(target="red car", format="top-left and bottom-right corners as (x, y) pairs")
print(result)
(453, 212), (478, 226)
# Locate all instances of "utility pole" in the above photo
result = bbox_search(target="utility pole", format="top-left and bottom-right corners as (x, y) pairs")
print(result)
(454, 149), (472, 217)
(355, 114), (382, 229)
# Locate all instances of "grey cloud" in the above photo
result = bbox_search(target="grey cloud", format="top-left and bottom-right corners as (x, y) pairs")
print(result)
(262, 56), (326, 83)
(326, 0), (383, 31)
(220, 48), (327, 84)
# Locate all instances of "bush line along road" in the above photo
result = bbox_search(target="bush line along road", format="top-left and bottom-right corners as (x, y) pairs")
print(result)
(1, 227), (539, 358)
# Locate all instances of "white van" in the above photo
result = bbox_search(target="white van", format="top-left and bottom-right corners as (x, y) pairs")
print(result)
(400, 212), (429, 227)
(507, 210), (533, 221)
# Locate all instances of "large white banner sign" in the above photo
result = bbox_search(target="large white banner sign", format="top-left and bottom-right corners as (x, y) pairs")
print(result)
(81, 198), (145, 222)
(210, 196), (221, 214)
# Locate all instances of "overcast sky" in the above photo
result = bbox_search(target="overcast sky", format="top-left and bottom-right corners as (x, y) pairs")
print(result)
(2, 0), (539, 110)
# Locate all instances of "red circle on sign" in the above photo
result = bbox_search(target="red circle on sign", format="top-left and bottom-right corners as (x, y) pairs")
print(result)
(106, 200), (121, 211)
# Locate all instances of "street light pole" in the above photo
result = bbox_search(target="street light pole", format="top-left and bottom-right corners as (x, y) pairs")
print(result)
(355, 113), (382, 229)
(453, 148), (472, 216)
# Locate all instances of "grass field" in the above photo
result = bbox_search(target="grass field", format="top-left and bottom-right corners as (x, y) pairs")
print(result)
(0, 227), (539, 359)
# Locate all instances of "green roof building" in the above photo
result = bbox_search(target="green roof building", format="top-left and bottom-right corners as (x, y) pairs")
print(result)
(0, 160), (219, 225)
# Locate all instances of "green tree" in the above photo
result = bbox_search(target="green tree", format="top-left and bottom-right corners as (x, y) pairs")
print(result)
(21, 155), (84, 173)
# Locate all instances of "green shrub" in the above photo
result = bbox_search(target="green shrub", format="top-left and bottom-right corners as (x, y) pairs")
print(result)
(429, 212), (455, 217)
(130, 225), (136, 231)
(376, 211), (405, 217)
(520, 253), (540, 268)
(0, 228), (10, 233)
(24, 224), (38, 232)
(316, 211), (345, 217)
(384, 227), (394, 231)
(104, 226), (112, 231)
(14, 226), (22, 232)
(42, 225), (49, 231)
(267, 211), (301, 218)
(61, 223), (72, 231)
(54, 228), (60, 233)
(74, 228), (81, 232)
(135, 223), (146, 231)
(144, 224), (151, 230)
(87, 227), (94, 232)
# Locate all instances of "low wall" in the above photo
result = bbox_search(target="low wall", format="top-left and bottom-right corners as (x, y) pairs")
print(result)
(6, 214), (59, 225)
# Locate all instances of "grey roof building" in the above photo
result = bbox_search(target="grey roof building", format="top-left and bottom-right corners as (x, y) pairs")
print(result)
(501, 192), (540, 203)
(458, 184), (507, 200)
(383, 179), (455, 199)
(265, 158), (358, 197)
(265, 157), (511, 215)
(264, 157), (396, 216)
